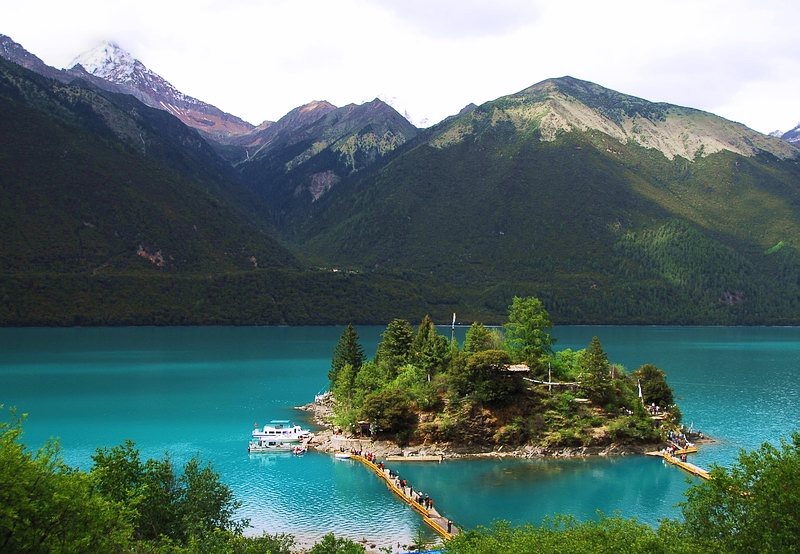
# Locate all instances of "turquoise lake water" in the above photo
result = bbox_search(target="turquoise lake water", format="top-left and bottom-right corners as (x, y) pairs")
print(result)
(1, 326), (798, 548)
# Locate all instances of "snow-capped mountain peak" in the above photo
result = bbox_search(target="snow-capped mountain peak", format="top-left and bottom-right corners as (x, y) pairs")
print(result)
(782, 122), (800, 144)
(70, 41), (137, 82)
(66, 41), (254, 141)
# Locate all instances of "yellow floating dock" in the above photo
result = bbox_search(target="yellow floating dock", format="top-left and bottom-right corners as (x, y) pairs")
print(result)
(647, 450), (711, 480)
(351, 454), (457, 540)
(669, 441), (699, 455)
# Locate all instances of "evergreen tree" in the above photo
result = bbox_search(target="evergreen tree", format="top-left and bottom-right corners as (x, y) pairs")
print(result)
(503, 296), (554, 363)
(411, 315), (450, 381)
(411, 314), (436, 357)
(463, 322), (496, 354)
(332, 363), (358, 408)
(329, 324), (364, 385)
(374, 318), (414, 377)
(582, 336), (614, 406)
(631, 363), (675, 407)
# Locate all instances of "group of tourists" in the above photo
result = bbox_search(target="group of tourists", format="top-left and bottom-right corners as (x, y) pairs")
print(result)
(343, 449), (458, 536)
(393, 474), (434, 513)
(667, 430), (692, 448)
(357, 451), (439, 516)
(664, 445), (689, 462)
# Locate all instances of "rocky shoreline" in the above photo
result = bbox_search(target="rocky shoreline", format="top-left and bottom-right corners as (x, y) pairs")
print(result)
(296, 400), (709, 461)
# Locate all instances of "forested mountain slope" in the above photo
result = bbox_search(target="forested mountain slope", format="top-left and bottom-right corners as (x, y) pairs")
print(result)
(296, 77), (800, 323)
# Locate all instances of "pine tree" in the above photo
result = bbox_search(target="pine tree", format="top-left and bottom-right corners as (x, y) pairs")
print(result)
(503, 296), (554, 363)
(631, 363), (675, 407)
(582, 336), (613, 406)
(411, 315), (436, 360)
(411, 315), (449, 381)
(328, 324), (364, 385)
(374, 318), (414, 377)
(463, 322), (495, 354)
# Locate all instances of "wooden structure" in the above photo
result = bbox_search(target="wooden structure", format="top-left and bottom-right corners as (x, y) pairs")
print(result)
(351, 454), (458, 540)
(646, 450), (710, 480)
(385, 454), (443, 462)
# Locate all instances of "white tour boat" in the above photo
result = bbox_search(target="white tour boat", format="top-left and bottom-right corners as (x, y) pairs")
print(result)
(252, 420), (310, 443)
(248, 438), (295, 453)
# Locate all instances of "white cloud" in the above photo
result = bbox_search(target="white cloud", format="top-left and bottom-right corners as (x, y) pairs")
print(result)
(2, 0), (799, 132)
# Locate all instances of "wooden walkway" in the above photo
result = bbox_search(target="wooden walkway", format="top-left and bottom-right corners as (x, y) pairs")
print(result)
(351, 454), (458, 540)
(646, 450), (711, 480)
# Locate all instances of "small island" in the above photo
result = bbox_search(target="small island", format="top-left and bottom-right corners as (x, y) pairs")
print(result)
(306, 297), (702, 459)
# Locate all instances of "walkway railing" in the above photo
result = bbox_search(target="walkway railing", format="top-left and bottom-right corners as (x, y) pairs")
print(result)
(646, 450), (711, 480)
(351, 454), (458, 540)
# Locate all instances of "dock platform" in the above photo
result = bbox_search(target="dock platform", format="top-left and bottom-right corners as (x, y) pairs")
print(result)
(351, 454), (458, 540)
(385, 454), (443, 462)
(646, 450), (711, 480)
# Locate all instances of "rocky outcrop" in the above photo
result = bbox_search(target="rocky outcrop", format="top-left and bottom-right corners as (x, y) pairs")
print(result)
(297, 400), (674, 460)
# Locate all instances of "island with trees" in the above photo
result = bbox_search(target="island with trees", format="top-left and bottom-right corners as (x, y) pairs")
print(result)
(316, 296), (691, 457)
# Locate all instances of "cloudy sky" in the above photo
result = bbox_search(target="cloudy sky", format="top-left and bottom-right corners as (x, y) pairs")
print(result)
(4, 0), (799, 132)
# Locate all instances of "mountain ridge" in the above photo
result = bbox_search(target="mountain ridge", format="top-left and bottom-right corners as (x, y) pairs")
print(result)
(237, 96), (418, 224)
(782, 122), (800, 144)
(68, 41), (257, 142)
(0, 55), (296, 275)
(3, 34), (800, 325)
(292, 75), (800, 323)
(430, 76), (797, 161)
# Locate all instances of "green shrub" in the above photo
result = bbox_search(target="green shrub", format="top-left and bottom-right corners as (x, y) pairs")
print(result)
(607, 416), (659, 442)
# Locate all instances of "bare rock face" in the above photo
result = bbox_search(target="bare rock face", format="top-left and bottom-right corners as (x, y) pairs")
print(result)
(308, 171), (340, 201)
(430, 76), (799, 162)
(137, 245), (166, 268)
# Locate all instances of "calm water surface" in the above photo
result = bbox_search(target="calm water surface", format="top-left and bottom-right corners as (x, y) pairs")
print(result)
(1, 326), (798, 546)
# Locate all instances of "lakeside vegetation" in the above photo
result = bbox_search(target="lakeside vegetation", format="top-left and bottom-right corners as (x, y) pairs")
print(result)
(328, 297), (680, 449)
(2, 405), (798, 553)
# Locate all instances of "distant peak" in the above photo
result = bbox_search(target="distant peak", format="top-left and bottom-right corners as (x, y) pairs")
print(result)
(69, 41), (137, 78)
(299, 100), (336, 113)
(458, 103), (478, 115)
(522, 75), (616, 97)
